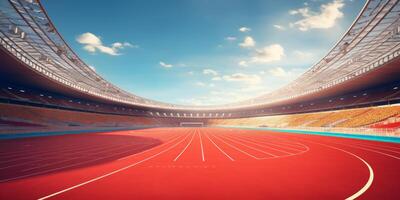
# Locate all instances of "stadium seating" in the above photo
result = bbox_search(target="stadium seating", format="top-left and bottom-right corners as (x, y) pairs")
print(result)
(306, 108), (370, 127)
(1, 82), (400, 119)
(370, 114), (400, 128)
(208, 105), (400, 130)
(0, 103), (165, 134)
(336, 106), (400, 127)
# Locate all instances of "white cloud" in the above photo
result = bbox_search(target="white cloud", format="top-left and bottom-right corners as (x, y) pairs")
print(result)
(83, 45), (96, 53)
(251, 44), (284, 63)
(289, 7), (309, 16)
(269, 67), (289, 77)
(179, 82), (271, 106)
(238, 60), (248, 67)
(111, 42), (138, 49)
(273, 24), (286, 30)
(239, 85), (268, 93)
(239, 36), (255, 48)
(294, 50), (313, 59)
(239, 27), (251, 32)
(111, 42), (124, 49)
(212, 76), (222, 81)
(225, 36), (237, 41)
(76, 32), (136, 56)
(122, 42), (138, 48)
(203, 69), (218, 76)
(222, 73), (261, 85)
(289, 0), (345, 31)
(196, 81), (206, 87)
(159, 61), (173, 68)
(195, 81), (215, 88)
(188, 71), (194, 75)
(77, 32), (102, 46)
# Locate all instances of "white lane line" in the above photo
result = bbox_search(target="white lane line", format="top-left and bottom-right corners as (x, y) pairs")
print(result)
(250, 132), (308, 149)
(204, 132), (234, 161)
(117, 134), (180, 161)
(351, 142), (400, 150)
(292, 138), (374, 200)
(218, 134), (277, 158)
(1, 143), (131, 170)
(234, 134), (307, 152)
(0, 131), (172, 162)
(20, 142), (154, 172)
(0, 143), (156, 183)
(331, 142), (400, 160)
(0, 142), (92, 158)
(349, 143), (400, 154)
(37, 133), (190, 200)
(199, 130), (205, 162)
(0, 142), (102, 163)
(173, 132), (196, 162)
(211, 134), (261, 160)
(226, 134), (294, 155)
(237, 129), (309, 149)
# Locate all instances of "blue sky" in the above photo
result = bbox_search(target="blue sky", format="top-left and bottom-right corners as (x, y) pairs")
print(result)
(42, 0), (364, 105)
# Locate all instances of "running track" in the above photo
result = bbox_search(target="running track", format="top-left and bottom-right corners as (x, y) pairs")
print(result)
(0, 127), (399, 199)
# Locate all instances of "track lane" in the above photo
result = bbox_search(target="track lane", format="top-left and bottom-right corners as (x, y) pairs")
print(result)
(0, 128), (188, 199)
(252, 129), (400, 199)
(0, 127), (399, 199)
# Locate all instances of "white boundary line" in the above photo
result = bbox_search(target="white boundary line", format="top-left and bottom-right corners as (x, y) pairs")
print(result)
(332, 142), (400, 160)
(226, 134), (294, 155)
(233, 133), (307, 152)
(291, 138), (374, 200)
(20, 144), (145, 172)
(348, 143), (400, 154)
(210, 133), (261, 160)
(350, 142), (400, 150)
(0, 142), (102, 163)
(0, 131), (175, 163)
(199, 129), (205, 162)
(117, 134), (180, 161)
(0, 143), (156, 183)
(37, 133), (191, 200)
(246, 131), (308, 149)
(173, 132), (195, 162)
(0, 143), (124, 169)
(204, 132), (234, 161)
(0, 129), (165, 158)
(217, 134), (277, 158)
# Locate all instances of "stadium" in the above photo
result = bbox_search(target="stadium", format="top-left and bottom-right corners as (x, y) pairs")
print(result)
(0, 0), (399, 199)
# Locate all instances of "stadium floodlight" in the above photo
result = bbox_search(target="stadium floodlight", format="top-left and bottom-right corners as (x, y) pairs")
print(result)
(9, 25), (19, 35)
(20, 31), (26, 39)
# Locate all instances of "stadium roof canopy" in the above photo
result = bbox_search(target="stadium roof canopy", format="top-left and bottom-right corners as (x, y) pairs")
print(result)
(1, 0), (400, 111)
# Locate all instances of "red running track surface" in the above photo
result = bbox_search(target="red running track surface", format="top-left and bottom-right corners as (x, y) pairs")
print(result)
(0, 127), (399, 199)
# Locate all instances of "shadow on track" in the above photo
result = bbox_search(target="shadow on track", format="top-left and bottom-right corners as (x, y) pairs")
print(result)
(0, 133), (162, 182)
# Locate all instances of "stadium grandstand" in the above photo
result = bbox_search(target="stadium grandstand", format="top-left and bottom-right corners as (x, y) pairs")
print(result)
(0, 0), (400, 199)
